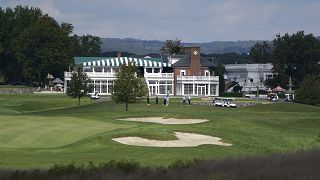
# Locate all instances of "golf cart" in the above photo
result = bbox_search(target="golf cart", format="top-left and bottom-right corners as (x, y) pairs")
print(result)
(284, 93), (294, 102)
(223, 98), (237, 108)
(267, 93), (278, 102)
(90, 91), (100, 100)
(213, 98), (223, 107)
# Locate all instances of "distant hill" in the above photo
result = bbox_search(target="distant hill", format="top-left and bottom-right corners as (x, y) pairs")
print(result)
(101, 38), (261, 55)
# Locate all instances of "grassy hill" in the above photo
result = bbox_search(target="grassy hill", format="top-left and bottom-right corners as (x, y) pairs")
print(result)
(0, 94), (319, 169)
(101, 38), (260, 54)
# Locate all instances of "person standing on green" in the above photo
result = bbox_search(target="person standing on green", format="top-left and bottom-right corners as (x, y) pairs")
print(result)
(147, 95), (150, 105)
(155, 96), (159, 104)
(188, 95), (191, 106)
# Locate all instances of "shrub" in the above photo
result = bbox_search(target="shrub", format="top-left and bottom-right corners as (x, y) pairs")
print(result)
(220, 92), (243, 97)
(295, 75), (320, 105)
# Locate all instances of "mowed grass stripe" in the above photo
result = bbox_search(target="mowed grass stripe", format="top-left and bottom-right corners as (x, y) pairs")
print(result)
(0, 116), (134, 148)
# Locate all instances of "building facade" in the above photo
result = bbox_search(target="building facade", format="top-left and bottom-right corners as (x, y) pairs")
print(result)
(64, 47), (219, 96)
(224, 63), (274, 92)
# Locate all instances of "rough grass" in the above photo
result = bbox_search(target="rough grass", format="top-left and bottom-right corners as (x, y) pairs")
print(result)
(0, 94), (319, 169)
(1, 149), (320, 180)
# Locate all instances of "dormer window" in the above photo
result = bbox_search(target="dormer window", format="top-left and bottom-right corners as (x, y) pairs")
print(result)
(180, 70), (186, 76)
(205, 70), (210, 76)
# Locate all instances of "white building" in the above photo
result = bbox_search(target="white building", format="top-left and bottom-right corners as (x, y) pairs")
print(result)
(224, 63), (275, 92)
(64, 47), (220, 96)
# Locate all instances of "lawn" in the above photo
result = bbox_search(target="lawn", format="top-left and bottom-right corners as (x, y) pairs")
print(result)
(0, 94), (319, 169)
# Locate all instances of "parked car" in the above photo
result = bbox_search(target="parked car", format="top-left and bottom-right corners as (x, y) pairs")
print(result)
(90, 92), (100, 100)
(213, 98), (223, 107)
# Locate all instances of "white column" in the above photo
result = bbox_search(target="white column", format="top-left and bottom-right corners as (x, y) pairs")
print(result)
(208, 83), (211, 96)
(216, 84), (219, 96)
(107, 79), (109, 94)
(99, 81), (102, 93)
(64, 79), (67, 93)
(182, 83), (184, 95)
(93, 79), (96, 92)
(193, 83), (195, 96)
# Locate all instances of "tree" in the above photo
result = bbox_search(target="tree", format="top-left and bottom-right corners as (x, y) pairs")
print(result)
(161, 39), (182, 55)
(210, 63), (225, 94)
(272, 31), (320, 88)
(67, 66), (92, 106)
(295, 75), (320, 105)
(249, 41), (272, 63)
(13, 15), (73, 85)
(112, 63), (148, 111)
(72, 34), (102, 56)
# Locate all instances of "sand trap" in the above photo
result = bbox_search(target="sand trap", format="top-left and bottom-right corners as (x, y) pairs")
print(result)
(112, 132), (232, 147)
(118, 117), (208, 124)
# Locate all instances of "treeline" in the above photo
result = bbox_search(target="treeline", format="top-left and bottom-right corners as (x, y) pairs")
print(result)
(1, 149), (320, 180)
(100, 38), (259, 55)
(0, 6), (102, 85)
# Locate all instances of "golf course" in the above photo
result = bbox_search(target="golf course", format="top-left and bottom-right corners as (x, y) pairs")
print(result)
(0, 94), (319, 169)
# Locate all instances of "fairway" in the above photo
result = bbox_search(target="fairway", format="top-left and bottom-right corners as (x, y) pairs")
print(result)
(0, 94), (319, 169)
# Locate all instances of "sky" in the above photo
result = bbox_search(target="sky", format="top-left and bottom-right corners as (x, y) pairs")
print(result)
(1, 0), (320, 42)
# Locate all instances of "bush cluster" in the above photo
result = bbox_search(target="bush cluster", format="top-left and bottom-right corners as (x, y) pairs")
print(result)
(1, 149), (320, 180)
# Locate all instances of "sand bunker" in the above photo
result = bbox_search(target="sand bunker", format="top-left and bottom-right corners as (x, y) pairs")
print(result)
(118, 117), (208, 124)
(112, 132), (232, 147)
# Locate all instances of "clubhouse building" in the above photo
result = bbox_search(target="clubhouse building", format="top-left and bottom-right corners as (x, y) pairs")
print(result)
(64, 47), (220, 96)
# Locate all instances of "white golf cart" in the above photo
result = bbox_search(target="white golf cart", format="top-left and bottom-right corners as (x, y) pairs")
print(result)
(267, 93), (278, 102)
(213, 98), (223, 107)
(222, 98), (237, 108)
(284, 93), (294, 102)
(90, 91), (100, 100)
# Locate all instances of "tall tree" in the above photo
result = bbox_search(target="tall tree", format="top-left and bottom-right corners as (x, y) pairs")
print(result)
(295, 75), (320, 105)
(0, 6), (43, 82)
(72, 34), (102, 56)
(13, 15), (73, 84)
(112, 63), (148, 111)
(249, 41), (272, 63)
(210, 63), (225, 94)
(67, 66), (92, 106)
(272, 31), (320, 88)
(161, 39), (182, 55)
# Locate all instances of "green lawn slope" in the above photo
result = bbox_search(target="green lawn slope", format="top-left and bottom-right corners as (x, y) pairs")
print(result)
(0, 94), (319, 169)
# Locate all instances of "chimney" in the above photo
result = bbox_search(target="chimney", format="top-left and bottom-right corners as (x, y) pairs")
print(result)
(117, 51), (122, 57)
(183, 47), (202, 76)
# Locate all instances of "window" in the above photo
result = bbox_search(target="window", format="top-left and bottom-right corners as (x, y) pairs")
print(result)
(154, 68), (160, 73)
(180, 70), (186, 76)
(146, 68), (152, 73)
(205, 70), (210, 76)
(113, 68), (119, 73)
(210, 84), (216, 95)
(159, 85), (166, 94)
(101, 81), (108, 93)
(94, 81), (100, 93)
(104, 67), (111, 73)
(108, 81), (113, 93)
(84, 67), (92, 72)
(184, 84), (193, 95)
(94, 67), (103, 72)
(167, 85), (173, 94)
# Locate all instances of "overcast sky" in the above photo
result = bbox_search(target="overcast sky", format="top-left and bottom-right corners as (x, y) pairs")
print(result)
(2, 0), (320, 42)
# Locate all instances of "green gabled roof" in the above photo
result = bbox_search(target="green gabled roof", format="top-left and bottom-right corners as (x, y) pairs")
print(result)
(74, 57), (163, 65)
